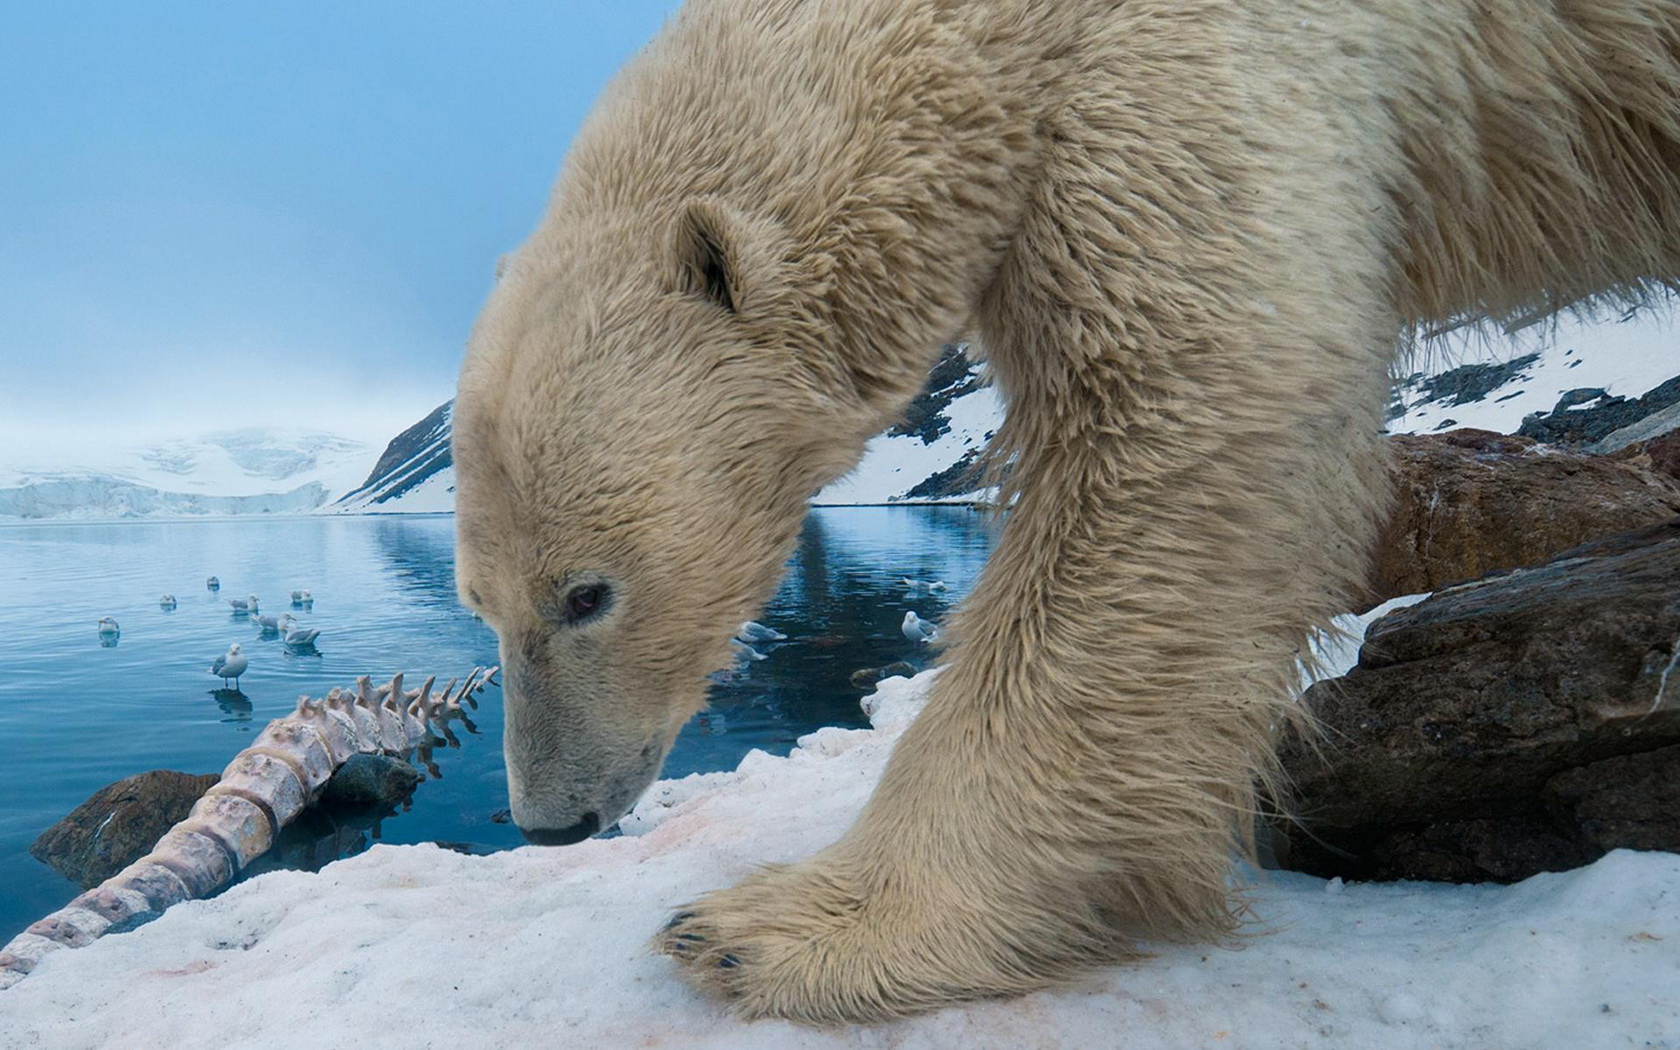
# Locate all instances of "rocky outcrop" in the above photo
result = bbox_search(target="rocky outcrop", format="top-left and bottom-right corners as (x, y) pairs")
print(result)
(30, 771), (220, 888)
(1518, 374), (1680, 447)
(885, 344), (985, 445)
(1387, 353), (1541, 421)
(1364, 430), (1680, 609)
(1278, 520), (1680, 883)
(1608, 430), (1680, 483)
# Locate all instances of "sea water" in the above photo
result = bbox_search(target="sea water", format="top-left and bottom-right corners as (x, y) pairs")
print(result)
(0, 507), (995, 941)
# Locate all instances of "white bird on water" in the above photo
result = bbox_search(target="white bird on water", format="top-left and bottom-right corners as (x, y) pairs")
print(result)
(900, 577), (949, 594)
(206, 576), (220, 591)
(159, 595), (177, 610)
(290, 590), (313, 608)
(254, 611), (281, 633)
(209, 643), (248, 688)
(730, 638), (767, 664)
(902, 611), (939, 644)
(229, 595), (259, 617)
(96, 617), (120, 636)
(735, 620), (786, 644)
(279, 614), (320, 647)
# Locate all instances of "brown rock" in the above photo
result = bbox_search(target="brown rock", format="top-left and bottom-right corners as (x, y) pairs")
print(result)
(1608, 431), (1680, 483)
(1363, 429), (1680, 611)
(30, 771), (220, 888)
(1278, 519), (1680, 882)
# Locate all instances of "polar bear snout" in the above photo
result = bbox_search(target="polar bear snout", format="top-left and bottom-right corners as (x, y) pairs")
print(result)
(501, 651), (673, 843)
(518, 812), (601, 847)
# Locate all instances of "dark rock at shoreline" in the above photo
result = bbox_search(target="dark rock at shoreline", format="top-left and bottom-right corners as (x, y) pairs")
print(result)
(849, 661), (919, 690)
(1279, 519), (1680, 883)
(319, 753), (422, 808)
(30, 771), (220, 888)
(1362, 430), (1680, 610)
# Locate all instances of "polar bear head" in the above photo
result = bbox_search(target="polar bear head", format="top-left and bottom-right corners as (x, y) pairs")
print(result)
(453, 195), (883, 844)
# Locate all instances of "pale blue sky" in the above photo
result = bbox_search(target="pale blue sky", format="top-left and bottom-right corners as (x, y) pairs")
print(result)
(0, 1), (682, 447)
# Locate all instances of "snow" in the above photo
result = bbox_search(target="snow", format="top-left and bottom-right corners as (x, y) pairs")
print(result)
(1307, 591), (1432, 686)
(815, 384), (1004, 504)
(4, 667), (1676, 1049)
(0, 430), (378, 520)
(1389, 309), (1680, 435)
(344, 468), (457, 514)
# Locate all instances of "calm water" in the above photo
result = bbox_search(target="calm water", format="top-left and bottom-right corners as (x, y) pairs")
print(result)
(0, 507), (995, 942)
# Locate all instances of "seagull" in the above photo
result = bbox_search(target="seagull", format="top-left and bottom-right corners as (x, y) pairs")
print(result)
(735, 620), (787, 644)
(901, 611), (939, 644)
(730, 638), (767, 663)
(96, 617), (120, 636)
(159, 595), (177, 610)
(254, 611), (281, 633)
(229, 595), (259, 617)
(279, 614), (320, 647)
(209, 643), (248, 688)
(900, 578), (949, 594)
(290, 589), (313, 608)
(206, 576), (220, 591)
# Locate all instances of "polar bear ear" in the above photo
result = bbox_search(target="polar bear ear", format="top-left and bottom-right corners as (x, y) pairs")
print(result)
(672, 199), (743, 315)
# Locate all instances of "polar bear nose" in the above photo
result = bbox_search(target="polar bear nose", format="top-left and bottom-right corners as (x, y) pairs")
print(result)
(519, 812), (601, 846)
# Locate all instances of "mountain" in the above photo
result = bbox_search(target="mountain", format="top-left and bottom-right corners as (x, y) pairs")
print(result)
(1386, 308), (1680, 441)
(330, 401), (455, 514)
(340, 314), (1680, 516)
(335, 344), (1007, 513)
(0, 430), (377, 520)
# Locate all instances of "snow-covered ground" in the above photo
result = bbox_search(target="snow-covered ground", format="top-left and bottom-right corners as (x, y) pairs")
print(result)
(1389, 308), (1680, 435)
(4, 660), (1676, 1049)
(0, 430), (378, 520)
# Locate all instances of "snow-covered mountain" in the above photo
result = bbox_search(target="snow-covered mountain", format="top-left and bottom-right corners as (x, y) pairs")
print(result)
(0, 430), (377, 520)
(1387, 308), (1680, 442)
(334, 344), (1006, 513)
(331, 401), (455, 514)
(331, 312), (1680, 517)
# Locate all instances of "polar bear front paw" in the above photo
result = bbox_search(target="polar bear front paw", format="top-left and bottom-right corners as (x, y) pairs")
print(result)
(657, 858), (1031, 1025)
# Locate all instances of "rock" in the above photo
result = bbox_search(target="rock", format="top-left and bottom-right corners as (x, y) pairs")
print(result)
(1279, 519), (1680, 883)
(1608, 430), (1680, 483)
(849, 661), (919, 689)
(1363, 430), (1680, 610)
(318, 754), (422, 808)
(1589, 399), (1680, 457)
(30, 771), (220, 888)
(1518, 373), (1680, 447)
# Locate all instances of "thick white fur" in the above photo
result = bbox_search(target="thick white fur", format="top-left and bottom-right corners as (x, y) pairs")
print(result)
(453, 0), (1680, 1024)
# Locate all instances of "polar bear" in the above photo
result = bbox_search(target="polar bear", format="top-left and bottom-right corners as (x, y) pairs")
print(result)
(452, 0), (1680, 1024)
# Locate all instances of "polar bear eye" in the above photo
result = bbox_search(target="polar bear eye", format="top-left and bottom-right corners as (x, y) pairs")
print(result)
(563, 583), (610, 625)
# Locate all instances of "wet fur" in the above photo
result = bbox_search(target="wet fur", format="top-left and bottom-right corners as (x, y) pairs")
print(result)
(454, 0), (1680, 1024)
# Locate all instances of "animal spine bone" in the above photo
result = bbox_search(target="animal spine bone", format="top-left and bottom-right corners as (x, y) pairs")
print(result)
(0, 666), (497, 990)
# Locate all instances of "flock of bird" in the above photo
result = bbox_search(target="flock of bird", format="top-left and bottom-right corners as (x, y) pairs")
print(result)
(725, 574), (949, 670)
(103, 571), (950, 690)
(95, 576), (326, 691)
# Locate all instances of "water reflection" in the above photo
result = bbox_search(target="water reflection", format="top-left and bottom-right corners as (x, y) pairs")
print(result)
(372, 515), (461, 607)
(210, 688), (253, 723)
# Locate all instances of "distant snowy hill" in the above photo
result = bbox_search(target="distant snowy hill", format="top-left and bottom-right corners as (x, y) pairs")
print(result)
(0, 430), (377, 520)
